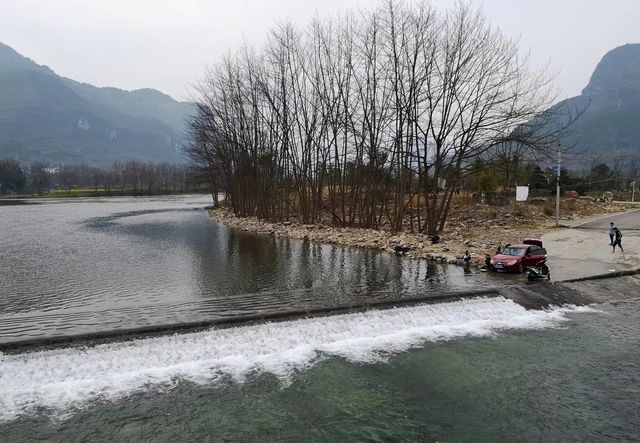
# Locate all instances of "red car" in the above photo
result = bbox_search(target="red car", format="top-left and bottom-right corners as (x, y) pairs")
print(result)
(489, 239), (547, 273)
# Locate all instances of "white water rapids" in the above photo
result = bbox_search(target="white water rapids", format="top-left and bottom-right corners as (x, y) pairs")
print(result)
(0, 297), (595, 422)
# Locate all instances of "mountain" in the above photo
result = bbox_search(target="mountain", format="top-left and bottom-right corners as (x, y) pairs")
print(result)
(0, 42), (193, 165)
(558, 43), (640, 156)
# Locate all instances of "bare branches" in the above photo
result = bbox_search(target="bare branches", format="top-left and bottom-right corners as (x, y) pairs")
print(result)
(187, 0), (572, 234)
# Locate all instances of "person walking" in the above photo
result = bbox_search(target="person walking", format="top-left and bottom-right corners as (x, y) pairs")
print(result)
(609, 222), (616, 245)
(612, 226), (624, 252)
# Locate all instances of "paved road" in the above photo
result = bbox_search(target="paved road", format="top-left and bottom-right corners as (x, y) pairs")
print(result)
(576, 209), (640, 230)
(541, 209), (640, 281)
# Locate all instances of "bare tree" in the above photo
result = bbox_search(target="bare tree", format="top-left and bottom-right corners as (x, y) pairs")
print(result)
(187, 0), (577, 234)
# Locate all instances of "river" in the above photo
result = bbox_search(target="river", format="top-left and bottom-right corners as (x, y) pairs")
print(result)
(1, 195), (638, 440)
(0, 195), (489, 345)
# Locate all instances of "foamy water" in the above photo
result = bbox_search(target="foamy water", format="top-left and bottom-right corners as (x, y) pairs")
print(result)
(0, 297), (594, 422)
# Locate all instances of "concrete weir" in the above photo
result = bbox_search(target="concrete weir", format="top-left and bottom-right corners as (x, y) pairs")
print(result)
(2, 275), (639, 354)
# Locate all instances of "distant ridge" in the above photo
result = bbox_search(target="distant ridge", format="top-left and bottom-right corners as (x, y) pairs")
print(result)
(0, 42), (193, 165)
(2, 42), (638, 165)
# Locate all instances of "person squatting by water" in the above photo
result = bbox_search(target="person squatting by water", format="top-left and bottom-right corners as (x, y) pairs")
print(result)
(462, 250), (473, 275)
(612, 226), (624, 253)
(463, 250), (472, 265)
(609, 222), (616, 245)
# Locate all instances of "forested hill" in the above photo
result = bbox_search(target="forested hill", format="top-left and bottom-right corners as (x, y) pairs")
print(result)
(559, 43), (640, 156)
(0, 42), (193, 165)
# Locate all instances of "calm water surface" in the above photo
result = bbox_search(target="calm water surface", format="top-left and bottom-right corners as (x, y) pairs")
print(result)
(0, 195), (488, 343)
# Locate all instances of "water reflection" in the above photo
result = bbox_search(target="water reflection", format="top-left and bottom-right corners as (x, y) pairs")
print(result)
(0, 196), (491, 342)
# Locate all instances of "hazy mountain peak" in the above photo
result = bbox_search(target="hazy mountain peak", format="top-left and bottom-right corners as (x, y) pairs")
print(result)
(0, 42), (46, 73)
(131, 88), (174, 101)
(582, 43), (640, 96)
(0, 42), (25, 59)
(557, 43), (640, 157)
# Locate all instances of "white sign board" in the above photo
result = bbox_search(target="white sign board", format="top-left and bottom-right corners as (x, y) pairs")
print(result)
(515, 185), (529, 202)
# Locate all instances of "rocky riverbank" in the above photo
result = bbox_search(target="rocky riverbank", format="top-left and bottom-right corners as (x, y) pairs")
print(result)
(210, 201), (636, 265)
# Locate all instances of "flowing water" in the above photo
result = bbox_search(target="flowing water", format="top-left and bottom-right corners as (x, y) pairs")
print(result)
(0, 298), (638, 441)
(1, 196), (638, 441)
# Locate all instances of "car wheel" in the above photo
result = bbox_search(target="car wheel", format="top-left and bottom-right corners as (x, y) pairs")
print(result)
(518, 263), (524, 273)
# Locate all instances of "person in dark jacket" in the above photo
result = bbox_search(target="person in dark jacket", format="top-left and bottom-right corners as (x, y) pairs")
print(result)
(612, 226), (624, 252)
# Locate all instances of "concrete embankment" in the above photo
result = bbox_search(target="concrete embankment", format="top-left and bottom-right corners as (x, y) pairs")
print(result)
(3, 275), (639, 354)
(504, 274), (640, 308)
(0, 288), (498, 353)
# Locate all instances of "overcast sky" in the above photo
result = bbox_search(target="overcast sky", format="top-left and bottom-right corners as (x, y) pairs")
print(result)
(1, 0), (638, 102)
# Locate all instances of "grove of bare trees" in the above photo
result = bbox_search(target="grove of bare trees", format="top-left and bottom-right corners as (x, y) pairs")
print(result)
(187, 1), (576, 234)
(0, 160), (196, 196)
(103, 161), (190, 195)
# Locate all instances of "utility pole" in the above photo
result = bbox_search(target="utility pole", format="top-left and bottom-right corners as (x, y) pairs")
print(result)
(632, 180), (636, 203)
(555, 145), (561, 228)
